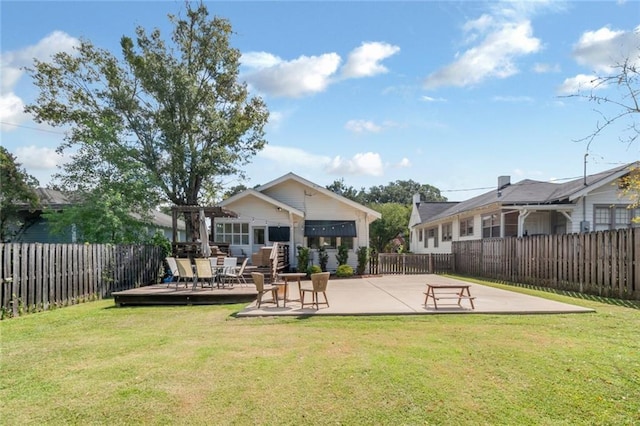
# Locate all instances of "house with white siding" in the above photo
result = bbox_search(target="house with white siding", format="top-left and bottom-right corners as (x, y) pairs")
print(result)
(410, 162), (639, 254)
(217, 172), (381, 271)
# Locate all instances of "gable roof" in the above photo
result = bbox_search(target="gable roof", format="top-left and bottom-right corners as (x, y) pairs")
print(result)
(219, 188), (305, 217)
(419, 162), (638, 225)
(415, 202), (459, 223)
(224, 172), (382, 219)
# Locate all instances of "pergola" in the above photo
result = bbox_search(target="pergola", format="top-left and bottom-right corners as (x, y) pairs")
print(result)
(170, 205), (237, 258)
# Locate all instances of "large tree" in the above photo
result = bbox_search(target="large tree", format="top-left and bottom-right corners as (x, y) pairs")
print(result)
(0, 147), (40, 241)
(363, 179), (446, 204)
(326, 178), (447, 251)
(25, 3), (269, 223)
(368, 203), (411, 253)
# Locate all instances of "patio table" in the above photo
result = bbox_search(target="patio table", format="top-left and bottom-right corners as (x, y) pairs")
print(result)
(275, 273), (307, 307)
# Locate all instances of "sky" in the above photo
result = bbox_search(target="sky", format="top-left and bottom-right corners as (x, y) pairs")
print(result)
(1, 0), (639, 202)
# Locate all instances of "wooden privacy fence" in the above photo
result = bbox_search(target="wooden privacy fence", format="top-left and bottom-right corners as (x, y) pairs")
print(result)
(453, 228), (639, 300)
(1, 243), (163, 318)
(371, 253), (454, 275)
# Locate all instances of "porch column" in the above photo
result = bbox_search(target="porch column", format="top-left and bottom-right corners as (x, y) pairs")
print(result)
(517, 209), (531, 237)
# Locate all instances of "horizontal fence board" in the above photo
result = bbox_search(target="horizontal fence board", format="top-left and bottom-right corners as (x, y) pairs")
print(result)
(1, 243), (163, 318)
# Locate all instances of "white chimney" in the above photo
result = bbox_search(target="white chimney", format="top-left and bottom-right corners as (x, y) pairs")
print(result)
(498, 176), (510, 191)
(413, 193), (421, 206)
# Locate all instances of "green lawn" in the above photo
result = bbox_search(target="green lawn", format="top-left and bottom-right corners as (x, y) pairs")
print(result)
(2, 280), (639, 425)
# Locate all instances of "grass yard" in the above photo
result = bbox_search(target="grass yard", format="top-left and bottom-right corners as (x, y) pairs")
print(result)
(1, 279), (639, 425)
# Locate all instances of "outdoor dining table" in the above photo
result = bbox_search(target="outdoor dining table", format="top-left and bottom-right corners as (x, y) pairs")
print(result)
(275, 272), (307, 307)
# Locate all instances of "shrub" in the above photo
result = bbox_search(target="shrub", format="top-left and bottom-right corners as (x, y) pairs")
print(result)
(318, 246), (329, 271)
(336, 244), (349, 265)
(335, 264), (354, 278)
(297, 246), (310, 272)
(307, 264), (322, 275)
(356, 246), (369, 275)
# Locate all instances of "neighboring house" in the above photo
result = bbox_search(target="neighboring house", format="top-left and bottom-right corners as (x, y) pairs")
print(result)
(410, 162), (639, 254)
(11, 188), (185, 243)
(217, 172), (382, 271)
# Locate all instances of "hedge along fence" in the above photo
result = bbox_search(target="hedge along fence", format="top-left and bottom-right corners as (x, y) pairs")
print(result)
(0, 243), (164, 318)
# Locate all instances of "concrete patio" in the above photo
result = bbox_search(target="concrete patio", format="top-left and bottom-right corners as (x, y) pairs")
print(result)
(236, 274), (595, 317)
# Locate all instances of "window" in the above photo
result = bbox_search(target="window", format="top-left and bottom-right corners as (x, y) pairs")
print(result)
(594, 205), (639, 231)
(482, 214), (500, 238)
(442, 223), (452, 241)
(307, 236), (351, 249)
(460, 218), (474, 237)
(215, 222), (249, 244)
(418, 229), (423, 242)
(427, 227), (438, 247)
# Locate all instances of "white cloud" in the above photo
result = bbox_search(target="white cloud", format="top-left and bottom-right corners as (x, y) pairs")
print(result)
(243, 52), (341, 98)
(572, 26), (639, 73)
(557, 25), (640, 95)
(421, 96), (446, 102)
(326, 152), (384, 176)
(257, 145), (330, 168)
(345, 119), (382, 133)
(15, 145), (66, 170)
(1, 31), (79, 94)
(533, 63), (560, 73)
(492, 95), (534, 103)
(395, 158), (412, 168)
(0, 93), (27, 131)
(1, 31), (79, 129)
(556, 73), (601, 95)
(241, 51), (282, 69)
(340, 42), (400, 79)
(256, 145), (384, 177)
(424, 20), (541, 89)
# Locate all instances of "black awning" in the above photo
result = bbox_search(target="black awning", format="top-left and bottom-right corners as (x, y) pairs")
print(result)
(304, 220), (357, 237)
(268, 226), (290, 242)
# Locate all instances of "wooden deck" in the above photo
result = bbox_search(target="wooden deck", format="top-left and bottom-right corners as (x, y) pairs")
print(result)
(113, 284), (258, 306)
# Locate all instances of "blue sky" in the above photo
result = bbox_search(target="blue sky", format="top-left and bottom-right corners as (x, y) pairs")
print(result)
(1, 1), (639, 201)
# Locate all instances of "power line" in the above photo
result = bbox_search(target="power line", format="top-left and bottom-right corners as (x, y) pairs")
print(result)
(0, 121), (67, 135)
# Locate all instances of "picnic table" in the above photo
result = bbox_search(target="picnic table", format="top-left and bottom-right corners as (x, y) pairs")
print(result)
(424, 283), (475, 310)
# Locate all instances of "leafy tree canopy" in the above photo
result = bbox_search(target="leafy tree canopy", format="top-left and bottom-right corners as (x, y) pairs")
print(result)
(326, 178), (446, 252)
(368, 203), (411, 253)
(0, 147), (39, 241)
(25, 3), (269, 241)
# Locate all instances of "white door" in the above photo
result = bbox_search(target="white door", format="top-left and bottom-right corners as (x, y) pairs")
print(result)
(252, 227), (266, 255)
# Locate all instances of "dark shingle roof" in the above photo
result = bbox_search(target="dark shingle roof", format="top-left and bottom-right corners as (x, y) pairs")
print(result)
(422, 162), (637, 224)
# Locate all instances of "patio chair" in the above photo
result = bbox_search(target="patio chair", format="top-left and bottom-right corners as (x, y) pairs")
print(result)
(223, 257), (249, 287)
(194, 258), (215, 288)
(175, 258), (195, 289)
(165, 257), (180, 287)
(251, 272), (279, 308)
(219, 257), (237, 287)
(300, 272), (330, 309)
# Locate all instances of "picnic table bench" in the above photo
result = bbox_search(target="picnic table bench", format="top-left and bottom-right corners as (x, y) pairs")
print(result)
(424, 284), (475, 310)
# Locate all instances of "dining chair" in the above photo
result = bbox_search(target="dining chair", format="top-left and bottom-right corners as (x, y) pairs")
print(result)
(165, 257), (180, 287)
(300, 272), (330, 309)
(223, 257), (249, 287)
(220, 257), (237, 287)
(194, 258), (215, 288)
(174, 258), (195, 289)
(251, 272), (279, 308)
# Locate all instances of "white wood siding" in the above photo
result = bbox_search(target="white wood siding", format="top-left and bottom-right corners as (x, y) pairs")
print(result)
(223, 180), (374, 271)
